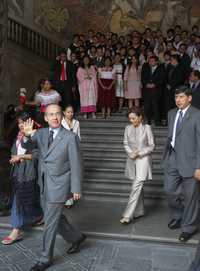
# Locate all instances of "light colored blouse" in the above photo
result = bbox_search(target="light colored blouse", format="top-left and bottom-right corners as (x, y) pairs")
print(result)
(35, 90), (61, 112)
(123, 123), (155, 181)
(61, 118), (81, 140)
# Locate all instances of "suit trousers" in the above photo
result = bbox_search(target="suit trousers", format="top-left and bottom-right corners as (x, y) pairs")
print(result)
(57, 81), (73, 109)
(164, 151), (200, 233)
(143, 90), (160, 125)
(188, 240), (200, 271)
(122, 179), (145, 220)
(39, 200), (82, 264)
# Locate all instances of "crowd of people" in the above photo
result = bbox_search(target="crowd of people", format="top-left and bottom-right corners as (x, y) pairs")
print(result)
(47, 25), (200, 123)
(1, 25), (200, 271)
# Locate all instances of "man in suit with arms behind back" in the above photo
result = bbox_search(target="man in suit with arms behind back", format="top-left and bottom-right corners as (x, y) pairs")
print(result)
(23, 104), (86, 271)
(163, 86), (200, 243)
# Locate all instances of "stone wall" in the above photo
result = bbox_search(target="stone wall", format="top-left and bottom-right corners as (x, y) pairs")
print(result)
(0, 1), (8, 139)
(6, 41), (51, 106)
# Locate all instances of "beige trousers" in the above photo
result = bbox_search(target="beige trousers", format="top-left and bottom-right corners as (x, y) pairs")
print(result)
(122, 179), (145, 220)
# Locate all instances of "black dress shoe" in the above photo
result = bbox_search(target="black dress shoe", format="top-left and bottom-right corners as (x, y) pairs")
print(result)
(179, 232), (196, 243)
(29, 262), (52, 271)
(168, 219), (181, 230)
(67, 234), (87, 254)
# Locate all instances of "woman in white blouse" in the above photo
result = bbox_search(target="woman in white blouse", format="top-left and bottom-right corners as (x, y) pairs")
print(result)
(62, 105), (81, 207)
(120, 107), (155, 224)
(62, 105), (81, 139)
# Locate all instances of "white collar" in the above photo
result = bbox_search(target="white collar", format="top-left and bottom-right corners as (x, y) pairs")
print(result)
(178, 105), (190, 117)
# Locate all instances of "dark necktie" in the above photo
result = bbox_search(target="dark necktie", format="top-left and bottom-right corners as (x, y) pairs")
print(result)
(191, 83), (195, 92)
(48, 130), (54, 148)
(175, 111), (183, 136)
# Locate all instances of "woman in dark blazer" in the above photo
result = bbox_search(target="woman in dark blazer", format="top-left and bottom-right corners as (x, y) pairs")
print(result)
(1, 112), (42, 245)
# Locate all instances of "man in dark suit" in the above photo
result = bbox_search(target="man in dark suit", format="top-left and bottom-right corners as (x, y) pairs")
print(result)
(189, 70), (200, 109)
(23, 104), (86, 271)
(141, 55), (165, 125)
(165, 54), (185, 112)
(179, 43), (191, 79)
(50, 51), (76, 109)
(163, 86), (200, 243)
(93, 46), (105, 68)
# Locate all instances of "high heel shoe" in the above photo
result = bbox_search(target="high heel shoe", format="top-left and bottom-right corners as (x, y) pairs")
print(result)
(120, 218), (131, 225)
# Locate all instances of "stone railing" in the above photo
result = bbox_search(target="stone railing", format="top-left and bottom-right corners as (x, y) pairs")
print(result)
(8, 18), (63, 60)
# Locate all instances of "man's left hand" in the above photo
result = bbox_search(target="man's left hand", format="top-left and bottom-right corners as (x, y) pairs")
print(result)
(194, 169), (200, 181)
(73, 193), (81, 201)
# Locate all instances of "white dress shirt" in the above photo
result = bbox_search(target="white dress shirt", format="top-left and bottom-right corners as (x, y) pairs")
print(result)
(49, 127), (60, 139)
(171, 105), (190, 148)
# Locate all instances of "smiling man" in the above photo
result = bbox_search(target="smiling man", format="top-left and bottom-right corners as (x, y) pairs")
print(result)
(163, 85), (200, 244)
(23, 104), (86, 271)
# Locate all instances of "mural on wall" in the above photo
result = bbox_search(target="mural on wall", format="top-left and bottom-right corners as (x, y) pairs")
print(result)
(34, 0), (69, 33)
(8, 0), (24, 18)
(32, 0), (200, 43)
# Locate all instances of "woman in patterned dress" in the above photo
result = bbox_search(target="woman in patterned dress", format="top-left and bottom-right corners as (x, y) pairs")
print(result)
(98, 57), (116, 118)
(124, 55), (141, 109)
(34, 79), (61, 126)
(77, 55), (98, 119)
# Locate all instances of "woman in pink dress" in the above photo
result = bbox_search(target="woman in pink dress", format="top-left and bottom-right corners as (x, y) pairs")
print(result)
(124, 55), (141, 108)
(98, 57), (116, 118)
(77, 55), (98, 119)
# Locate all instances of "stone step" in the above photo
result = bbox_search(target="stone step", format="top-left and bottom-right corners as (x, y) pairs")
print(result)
(81, 129), (168, 137)
(84, 177), (163, 188)
(83, 182), (164, 196)
(81, 135), (166, 144)
(84, 167), (164, 180)
(81, 140), (165, 150)
(83, 151), (163, 160)
(83, 187), (165, 202)
(83, 157), (163, 170)
(82, 146), (164, 154)
(79, 119), (168, 129)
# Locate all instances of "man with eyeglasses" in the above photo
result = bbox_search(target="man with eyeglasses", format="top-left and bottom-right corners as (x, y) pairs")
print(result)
(23, 104), (86, 271)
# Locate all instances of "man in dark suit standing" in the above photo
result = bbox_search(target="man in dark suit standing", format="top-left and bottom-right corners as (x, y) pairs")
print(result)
(141, 55), (165, 125)
(50, 51), (76, 109)
(179, 43), (191, 79)
(163, 86), (200, 243)
(93, 46), (105, 68)
(23, 104), (86, 271)
(165, 54), (185, 112)
(189, 70), (200, 109)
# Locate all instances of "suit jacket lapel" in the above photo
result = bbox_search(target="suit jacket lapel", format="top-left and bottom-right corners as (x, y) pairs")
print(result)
(42, 128), (49, 156)
(44, 127), (65, 158)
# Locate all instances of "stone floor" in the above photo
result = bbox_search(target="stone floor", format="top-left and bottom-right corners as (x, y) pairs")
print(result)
(0, 228), (196, 271)
(1, 200), (200, 244)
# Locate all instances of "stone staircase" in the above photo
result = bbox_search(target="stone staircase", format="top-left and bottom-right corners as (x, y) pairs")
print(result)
(80, 113), (167, 202)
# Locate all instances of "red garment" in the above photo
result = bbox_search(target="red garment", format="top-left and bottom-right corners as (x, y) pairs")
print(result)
(98, 79), (116, 108)
(60, 61), (67, 81)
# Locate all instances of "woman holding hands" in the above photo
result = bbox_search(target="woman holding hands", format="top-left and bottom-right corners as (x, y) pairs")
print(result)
(120, 107), (155, 224)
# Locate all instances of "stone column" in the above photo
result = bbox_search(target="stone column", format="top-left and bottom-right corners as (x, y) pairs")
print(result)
(0, 0), (8, 141)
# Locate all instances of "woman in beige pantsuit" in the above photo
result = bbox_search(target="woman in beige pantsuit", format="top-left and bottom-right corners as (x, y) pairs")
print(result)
(120, 107), (155, 224)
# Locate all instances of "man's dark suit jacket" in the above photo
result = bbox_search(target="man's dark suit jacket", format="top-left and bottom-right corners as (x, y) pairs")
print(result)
(192, 82), (200, 109)
(50, 60), (76, 87)
(166, 64), (185, 90)
(141, 63), (165, 94)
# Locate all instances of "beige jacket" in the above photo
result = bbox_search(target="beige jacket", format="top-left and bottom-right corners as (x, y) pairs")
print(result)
(123, 124), (155, 181)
